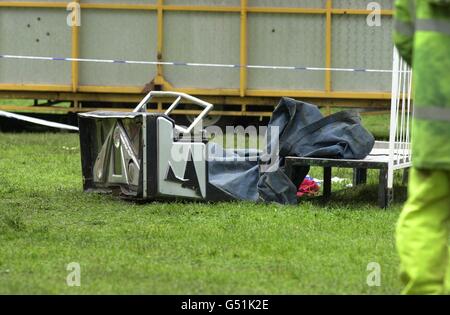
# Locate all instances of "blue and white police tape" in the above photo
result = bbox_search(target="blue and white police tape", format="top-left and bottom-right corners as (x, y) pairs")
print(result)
(0, 110), (79, 131)
(0, 54), (397, 73)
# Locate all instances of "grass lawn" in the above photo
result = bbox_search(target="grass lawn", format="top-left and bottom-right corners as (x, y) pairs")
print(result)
(0, 130), (411, 295)
(360, 113), (391, 140)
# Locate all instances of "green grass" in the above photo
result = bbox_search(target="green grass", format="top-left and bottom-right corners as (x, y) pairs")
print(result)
(319, 107), (390, 140)
(0, 132), (409, 294)
(361, 113), (391, 140)
(0, 99), (34, 106)
(0, 99), (71, 109)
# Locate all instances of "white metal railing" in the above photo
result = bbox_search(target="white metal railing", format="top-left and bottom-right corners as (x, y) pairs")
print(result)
(388, 48), (413, 189)
(133, 91), (213, 134)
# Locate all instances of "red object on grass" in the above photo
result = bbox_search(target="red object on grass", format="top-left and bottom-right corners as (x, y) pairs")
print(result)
(297, 178), (320, 197)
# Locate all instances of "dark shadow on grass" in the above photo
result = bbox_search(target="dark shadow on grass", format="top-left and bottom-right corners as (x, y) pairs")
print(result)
(300, 183), (407, 210)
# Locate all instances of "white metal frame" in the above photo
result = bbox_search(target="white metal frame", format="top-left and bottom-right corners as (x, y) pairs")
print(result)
(387, 48), (413, 189)
(133, 91), (214, 134)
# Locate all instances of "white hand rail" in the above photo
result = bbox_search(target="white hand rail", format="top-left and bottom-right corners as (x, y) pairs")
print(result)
(388, 48), (413, 190)
(133, 91), (214, 134)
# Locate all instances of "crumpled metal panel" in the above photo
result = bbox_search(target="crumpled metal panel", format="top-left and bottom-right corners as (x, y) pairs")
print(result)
(93, 121), (141, 188)
(79, 115), (144, 198)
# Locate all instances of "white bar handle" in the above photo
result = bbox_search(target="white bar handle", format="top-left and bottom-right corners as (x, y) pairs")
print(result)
(133, 91), (213, 133)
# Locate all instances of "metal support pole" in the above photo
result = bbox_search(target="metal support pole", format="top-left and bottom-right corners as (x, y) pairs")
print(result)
(323, 167), (332, 199)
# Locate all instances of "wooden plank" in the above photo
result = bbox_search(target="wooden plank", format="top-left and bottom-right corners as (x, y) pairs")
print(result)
(285, 156), (388, 169)
(353, 168), (367, 186)
(378, 168), (389, 208)
(323, 167), (332, 199)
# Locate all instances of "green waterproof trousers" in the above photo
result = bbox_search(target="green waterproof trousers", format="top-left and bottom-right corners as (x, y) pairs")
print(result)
(396, 168), (450, 294)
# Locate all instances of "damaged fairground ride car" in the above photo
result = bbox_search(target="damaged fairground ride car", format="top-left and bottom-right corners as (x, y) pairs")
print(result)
(78, 92), (375, 205)
(78, 91), (236, 202)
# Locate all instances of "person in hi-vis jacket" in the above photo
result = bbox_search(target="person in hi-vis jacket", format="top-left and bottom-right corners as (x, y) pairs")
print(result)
(394, 0), (450, 294)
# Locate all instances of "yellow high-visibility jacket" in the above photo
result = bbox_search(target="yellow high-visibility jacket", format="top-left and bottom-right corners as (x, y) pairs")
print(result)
(394, 0), (450, 169)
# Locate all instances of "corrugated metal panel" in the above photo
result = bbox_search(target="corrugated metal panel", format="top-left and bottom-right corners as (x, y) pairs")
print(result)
(248, 0), (326, 8)
(163, 12), (240, 89)
(0, 1), (396, 97)
(82, 0), (156, 3)
(7, 0), (70, 2)
(0, 8), (71, 85)
(247, 13), (326, 90)
(165, 0), (240, 6)
(79, 10), (157, 87)
(9, 1), (157, 5)
(333, 0), (393, 10)
(331, 15), (393, 92)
